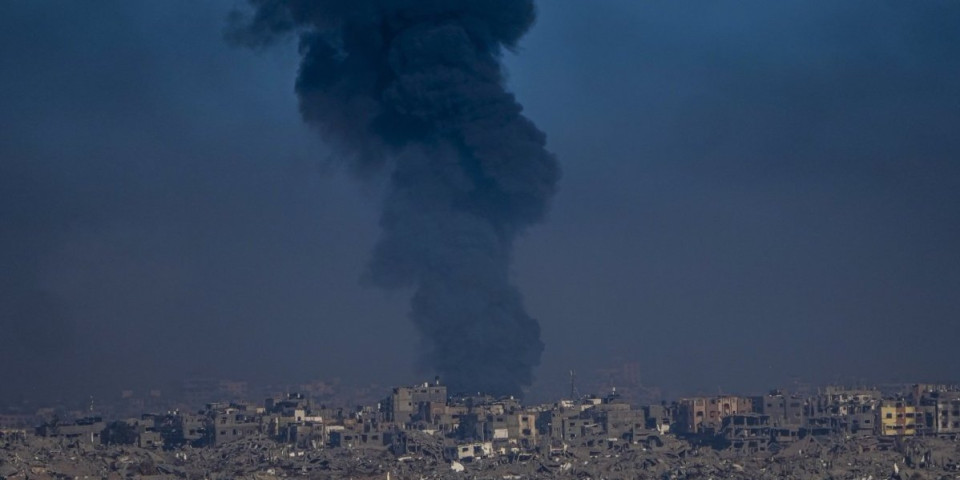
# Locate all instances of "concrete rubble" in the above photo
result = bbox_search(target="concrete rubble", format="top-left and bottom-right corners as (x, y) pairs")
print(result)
(5, 382), (960, 479)
(4, 429), (960, 479)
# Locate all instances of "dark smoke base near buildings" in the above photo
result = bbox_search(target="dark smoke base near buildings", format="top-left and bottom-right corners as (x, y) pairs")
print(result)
(228, 0), (561, 397)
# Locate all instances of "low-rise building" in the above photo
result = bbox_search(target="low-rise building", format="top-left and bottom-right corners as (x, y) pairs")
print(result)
(880, 401), (917, 436)
(719, 413), (771, 453)
(211, 405), (261, 445)
(36, 417), (105, 445)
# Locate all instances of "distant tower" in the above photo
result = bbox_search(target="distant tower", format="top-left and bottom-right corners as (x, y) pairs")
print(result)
(569, 370), (579, 400)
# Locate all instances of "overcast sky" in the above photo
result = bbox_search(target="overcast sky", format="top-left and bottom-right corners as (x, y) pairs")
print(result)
(2, 0), (959, 404)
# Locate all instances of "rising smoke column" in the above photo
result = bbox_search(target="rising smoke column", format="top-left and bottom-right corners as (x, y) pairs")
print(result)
(229, 0), (560, 396)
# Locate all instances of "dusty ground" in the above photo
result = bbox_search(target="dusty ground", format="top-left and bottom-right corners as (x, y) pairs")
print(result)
(2, 432), (960, 479)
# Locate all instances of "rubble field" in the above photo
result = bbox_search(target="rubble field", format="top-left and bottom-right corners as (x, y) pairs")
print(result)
(3, 431), (960, 480)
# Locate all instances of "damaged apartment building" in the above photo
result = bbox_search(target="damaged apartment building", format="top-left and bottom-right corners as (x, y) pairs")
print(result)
(666, 384), (960, 454)
(24, 380), (960, 461)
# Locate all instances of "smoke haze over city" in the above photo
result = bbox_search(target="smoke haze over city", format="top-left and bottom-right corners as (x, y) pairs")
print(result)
(2, 0), (959, 405)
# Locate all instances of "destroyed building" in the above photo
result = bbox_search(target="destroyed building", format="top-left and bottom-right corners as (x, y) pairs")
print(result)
(210, 403), (262, 446)
(9, 378), (960, 480)
(35, 416), (105, 445)
(385, 381), (448, 426)
(676, 395), (754, 435)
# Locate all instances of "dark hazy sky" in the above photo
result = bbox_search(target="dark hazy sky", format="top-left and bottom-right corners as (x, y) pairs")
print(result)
(2, 0), (959, 404)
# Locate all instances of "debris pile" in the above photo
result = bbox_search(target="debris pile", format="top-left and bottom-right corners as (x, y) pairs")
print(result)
(3, 431), (960, 479)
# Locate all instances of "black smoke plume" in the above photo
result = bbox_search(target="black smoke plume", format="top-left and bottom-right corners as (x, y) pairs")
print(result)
(229, 0), (560, 395)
